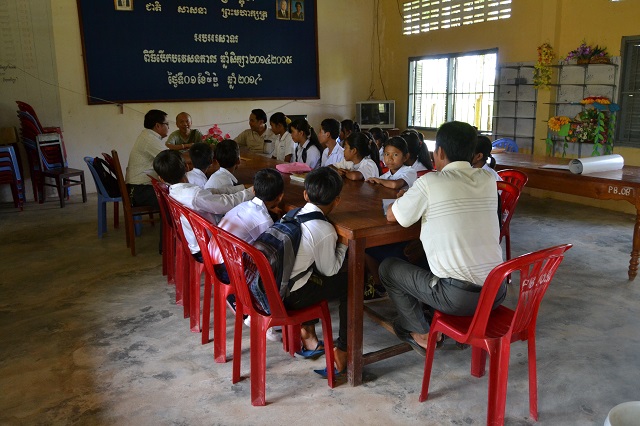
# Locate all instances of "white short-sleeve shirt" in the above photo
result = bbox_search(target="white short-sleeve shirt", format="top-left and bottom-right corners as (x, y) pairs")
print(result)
(321, 144), (345, 167)
(380, 165), (417, 187)
(204, 167), (238, 190)
(332, 157), (380, 180)
(273, 131), (294, 162)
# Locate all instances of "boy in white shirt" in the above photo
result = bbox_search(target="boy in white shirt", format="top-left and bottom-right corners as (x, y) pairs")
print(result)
(318, 118), (344, 167)
(152, 150), (253, 260)
(282, 167), (349, 377)
(205, 139), (240, 189)
(186, 142), (212, 188)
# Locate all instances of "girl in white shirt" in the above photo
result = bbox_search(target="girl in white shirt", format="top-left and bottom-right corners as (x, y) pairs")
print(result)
(269, 112), (294, 162)
(472, 135), (502, 181)
(289, 118), (322, 169)
(331, 132), (381, 181)
(367, 136), (417, 189)
(369, 127), (389, 160)
(401, 130), (434, 173)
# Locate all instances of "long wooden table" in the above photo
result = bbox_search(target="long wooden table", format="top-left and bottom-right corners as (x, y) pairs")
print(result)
(494, 152), (640, 280)
(234, 152), (419, 386)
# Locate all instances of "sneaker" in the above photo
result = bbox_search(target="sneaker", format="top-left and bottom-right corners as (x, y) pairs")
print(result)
(226, 295), (237, 313)
(243, 315), (251, 327)
(266, 327), (280, 342)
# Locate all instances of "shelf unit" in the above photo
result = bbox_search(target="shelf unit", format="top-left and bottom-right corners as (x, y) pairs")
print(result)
(546, 61), (619, 157)
(492, 63), (537, 153)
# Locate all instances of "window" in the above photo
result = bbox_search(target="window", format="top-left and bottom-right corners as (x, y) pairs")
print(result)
(616, 36), (640, 146)
(408, 50), (497, 131)
(403, 0), (511, 35)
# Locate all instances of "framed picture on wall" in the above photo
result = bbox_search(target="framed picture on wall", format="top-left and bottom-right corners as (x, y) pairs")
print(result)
(292, 1), (304, 21)
(114, 0), (133, 11)
(276, 0), (290, 20)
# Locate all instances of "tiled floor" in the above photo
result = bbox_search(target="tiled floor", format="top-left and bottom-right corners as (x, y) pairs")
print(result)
(1, 193), (639, 425)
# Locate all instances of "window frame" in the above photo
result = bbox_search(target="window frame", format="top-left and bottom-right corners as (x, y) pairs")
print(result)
(407, 48), (498, 131)
(616, 35), (640, 147)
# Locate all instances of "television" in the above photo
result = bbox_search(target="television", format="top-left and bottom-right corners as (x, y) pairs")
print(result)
(356, 100), (395, 130)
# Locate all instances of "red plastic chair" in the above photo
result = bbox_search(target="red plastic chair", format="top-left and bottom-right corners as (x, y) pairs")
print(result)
(188, 210), (240, 360)
(214, 226), (336, 406)
(498, 169), (528, 192)
(150, 177), (175, 285)
(497, 180), (521, 261)
(419, 244), (572, 425)
(164, 193), (206, 333)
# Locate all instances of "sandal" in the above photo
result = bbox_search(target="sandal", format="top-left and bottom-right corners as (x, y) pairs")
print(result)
(296, 340), (325, 359)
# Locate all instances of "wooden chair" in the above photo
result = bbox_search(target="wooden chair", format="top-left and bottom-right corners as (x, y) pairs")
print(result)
(110, 150), (160, 256)
(498, 168), (529, 192)
(214, 225), (336, 406)
(420, 244), (572, 425)
(35, 134), (86, 208)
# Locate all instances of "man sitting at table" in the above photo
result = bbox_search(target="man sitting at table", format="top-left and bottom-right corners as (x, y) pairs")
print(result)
(235, 109), (275, 153)
(379, 121), (506, 355)
(126, 109), (169, 210)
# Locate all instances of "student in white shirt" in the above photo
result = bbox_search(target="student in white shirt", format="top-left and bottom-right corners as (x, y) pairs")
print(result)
(289, 119), (322, 169)
(205, 139), (240, 189)
(338, 119), (360, 147)
(331, 132), (381, 181)
(269, 112), (294, 162)
(472, 135), (502, 181)
(369, 127), (389, 160)
(401, 130), (434, 173)
(152, 150), (252, 257)
(319, 118), (344, 167)
(282, 167), (349, 377)
(367, 136), (417, 189)
(185, 142), (212, 188)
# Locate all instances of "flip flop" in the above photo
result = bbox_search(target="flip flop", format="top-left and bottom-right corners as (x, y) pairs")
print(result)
(296, 340), (325, 359)
(313, 367), (347, 379)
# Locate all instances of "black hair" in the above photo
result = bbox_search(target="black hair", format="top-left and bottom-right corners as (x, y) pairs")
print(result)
(384, 136), (409, 155)
(144, 109), (168, 130)
(340, 119), (360, 136)
(401, 131), (433, 170)
(295, 1), (302, 7)
(369, 127), (389, 150)
(188, 142), (213, 172)
(253, 168), (284, 202)
(304, 167), (343, 206)
(475, 135), (496, 168)
(320, 118), (340, 139)
(251, 109), (267, 123)
(214, 139), (240, 169)
(435, 121), (477, 163)
(344, 132), (382, 175)
(269, 112), (288, 128)
(290, 118), (322, 152)
(153, 150), (186, 185)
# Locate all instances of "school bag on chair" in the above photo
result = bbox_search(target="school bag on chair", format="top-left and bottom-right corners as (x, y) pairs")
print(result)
(92, 157), (120, 198)
(246, 207), (326, 315)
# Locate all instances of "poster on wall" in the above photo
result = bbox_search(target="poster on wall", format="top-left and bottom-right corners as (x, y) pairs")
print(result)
(77, 0), (318, 104)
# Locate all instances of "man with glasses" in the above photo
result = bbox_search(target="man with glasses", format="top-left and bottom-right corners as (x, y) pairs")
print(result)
(125, 109), (169, 209)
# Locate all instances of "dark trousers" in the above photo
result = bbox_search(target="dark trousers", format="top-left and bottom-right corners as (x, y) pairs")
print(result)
(283, 271), (348, 351)
(127, 183), (161, 251)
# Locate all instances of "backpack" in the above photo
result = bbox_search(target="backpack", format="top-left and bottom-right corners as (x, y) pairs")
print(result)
(93, 157), (120, 198)
(246, 207), (327, 315)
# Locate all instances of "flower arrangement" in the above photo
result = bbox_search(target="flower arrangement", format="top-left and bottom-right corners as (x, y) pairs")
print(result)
(202, 124), (230, 147)
(534, 43), (555, 90)
(565, 41), (609, 64)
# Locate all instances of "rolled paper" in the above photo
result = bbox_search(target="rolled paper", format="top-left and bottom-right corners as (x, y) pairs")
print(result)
(568, 154), (624, 174)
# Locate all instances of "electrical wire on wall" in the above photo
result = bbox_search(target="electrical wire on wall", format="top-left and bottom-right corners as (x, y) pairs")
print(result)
(370, 0), (388, 100)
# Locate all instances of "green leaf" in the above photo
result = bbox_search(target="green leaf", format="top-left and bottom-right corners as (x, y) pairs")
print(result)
(557, 123), (571, 137)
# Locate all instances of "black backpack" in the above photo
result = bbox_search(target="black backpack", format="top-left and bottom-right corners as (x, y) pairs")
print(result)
(93, 157), (120, 198)
(246, 207), (327, 315)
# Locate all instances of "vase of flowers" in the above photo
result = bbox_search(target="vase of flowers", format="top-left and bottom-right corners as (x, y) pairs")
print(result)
(565, 41), (609, 65)
(202, 124), (230, 148)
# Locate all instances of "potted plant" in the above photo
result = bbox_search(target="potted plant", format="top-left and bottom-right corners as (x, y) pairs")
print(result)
(565, 40), (610, 65)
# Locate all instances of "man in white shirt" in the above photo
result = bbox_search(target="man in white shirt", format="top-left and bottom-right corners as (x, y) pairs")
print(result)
(235, 109), (275, 153)
(126, 109), (169, 209)
(380, 121), (505, 356)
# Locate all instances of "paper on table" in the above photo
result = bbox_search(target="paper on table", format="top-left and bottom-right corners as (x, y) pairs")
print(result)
(569, 154), (624, 174)
(540, 154), (624, 175)
(382, 199), (395, 216)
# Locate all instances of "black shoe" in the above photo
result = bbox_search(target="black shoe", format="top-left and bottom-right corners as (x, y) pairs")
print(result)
(226, 295), (237, 313)
(392, 321), (426, 357)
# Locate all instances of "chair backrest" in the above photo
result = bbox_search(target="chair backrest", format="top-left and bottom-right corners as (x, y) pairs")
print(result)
(149, 176), (174, 234)
(497, 180), (520, 240)
(492, 138), (519, 153)
(110, 150), (133, 212)
(16, 101), (44, 131)
(0, 146), (21, 180)
(188, 210), (223, 284)
(465, 244), (572, 341)
(214, 225), (289, 318)
(164, 191), (197, 255)
(84, 156), (121, 201)
(497, 169), (528, 191)
(102, 152), (115, 169)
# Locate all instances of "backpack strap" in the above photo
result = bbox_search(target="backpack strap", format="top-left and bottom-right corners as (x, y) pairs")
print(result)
(284, 208), (328, 291)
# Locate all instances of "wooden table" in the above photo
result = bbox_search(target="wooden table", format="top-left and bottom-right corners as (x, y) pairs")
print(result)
(234, 152), (419, 385)
(494, 152), (640, 280)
